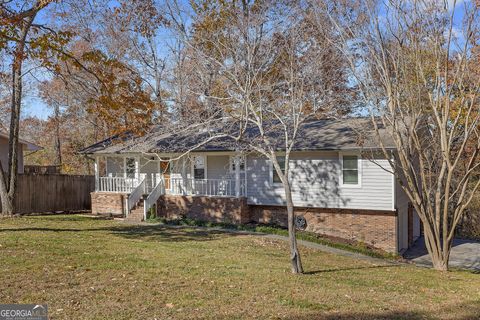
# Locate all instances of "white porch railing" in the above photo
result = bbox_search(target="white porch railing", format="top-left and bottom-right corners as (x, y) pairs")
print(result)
(97, 176), (245, 198)
(167, 178), (244, 197)
(98, 177), (138, 193)
(97, 174), (162, 194)
(126, 178), (146, 216)
(144, 178), (166, 220)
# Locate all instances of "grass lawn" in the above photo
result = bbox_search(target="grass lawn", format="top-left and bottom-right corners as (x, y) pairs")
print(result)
(0, 215), (479, 320)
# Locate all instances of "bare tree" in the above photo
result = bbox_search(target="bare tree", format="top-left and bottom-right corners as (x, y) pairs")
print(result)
(0, 0), (53, 216)
(168, 0), (352, 273)
(324, 0), (480, 271)
(101, 0), (170, 120)
(0, 0), (113, 212)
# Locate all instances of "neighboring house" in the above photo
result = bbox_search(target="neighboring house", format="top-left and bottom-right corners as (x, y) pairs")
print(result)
(0, 131), (42, 173)
(81, 118), (421, 253)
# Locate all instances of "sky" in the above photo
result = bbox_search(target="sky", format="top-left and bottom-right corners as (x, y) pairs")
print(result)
(22, 0), (472, 121)
(22, 0), (178, 120)
(24, 96), (51, 120)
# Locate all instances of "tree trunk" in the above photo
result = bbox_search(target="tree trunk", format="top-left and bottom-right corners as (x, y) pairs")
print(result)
(432, 259), (449, 272)
(2, 47), (24, 216)
(0, 52), (23, 217)
(284, 181), (303, 274)
(0, 166), (13, 216)
(423, 223), (450, 271)
(53, 104), (62, 168)
(0, 12), (36, 216)
(0, 193), (14, 217)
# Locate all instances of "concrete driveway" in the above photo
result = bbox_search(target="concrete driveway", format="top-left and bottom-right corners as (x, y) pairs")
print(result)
(404, 237), (480, 272)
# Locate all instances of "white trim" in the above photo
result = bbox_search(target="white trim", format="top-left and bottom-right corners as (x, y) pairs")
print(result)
(181, 157), (188, 194)
(391, 162), (396, 211)
(94, 156), (99, 191)
(244, 153), (248, 197)
(204, 155), (208, 179)
(339, 151), (362, 188)
(122, 156), (126, 178)
(104, 156), (108, 177)
(234, 154), (241, 197)
(135, 156), (140, 180)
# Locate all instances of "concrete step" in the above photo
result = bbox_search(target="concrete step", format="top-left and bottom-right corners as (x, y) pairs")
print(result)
(133, 200), (144, 210)
(125, 214), (144, 222)
(127, 198), (145, 222)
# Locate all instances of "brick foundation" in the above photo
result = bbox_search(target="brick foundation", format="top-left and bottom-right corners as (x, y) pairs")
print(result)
(91, 192), (127, 217)
(90, 191), (398, 252)
(250, 205), (397, 252)
(157, 195), (250, 224)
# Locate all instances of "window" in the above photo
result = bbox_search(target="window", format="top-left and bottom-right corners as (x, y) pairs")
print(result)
(272, 156), (285, 184)
(230, 156), (245, 172)
(193, 156), (205, 179)
(160, 161), (170, 174)
(125, 158), (136, 178)
(342, 155), (359, 185)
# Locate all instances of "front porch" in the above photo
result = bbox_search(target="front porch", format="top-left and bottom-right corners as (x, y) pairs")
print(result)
(96, 176), (245, 198)
(91, 153), (247, 221)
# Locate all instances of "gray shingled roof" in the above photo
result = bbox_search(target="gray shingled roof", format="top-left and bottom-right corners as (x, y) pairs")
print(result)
(80, 118), (396, 155)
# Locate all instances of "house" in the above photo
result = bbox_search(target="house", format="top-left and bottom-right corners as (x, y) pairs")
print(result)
(81, 118), (421, 253)
(0, 131), (42, 173)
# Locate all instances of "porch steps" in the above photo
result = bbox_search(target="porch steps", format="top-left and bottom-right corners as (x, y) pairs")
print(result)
(125, 198), (145, 223)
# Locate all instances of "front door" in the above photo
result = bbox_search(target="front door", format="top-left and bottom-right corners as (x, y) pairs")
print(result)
(160, 161), (170, 189)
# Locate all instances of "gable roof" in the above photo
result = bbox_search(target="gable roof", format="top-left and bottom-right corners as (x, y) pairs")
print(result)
(80, 118), (396, 155)
(0, 131), (42, 151)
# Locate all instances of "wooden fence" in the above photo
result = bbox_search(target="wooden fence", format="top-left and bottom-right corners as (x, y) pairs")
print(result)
(11, 174), (95, 214)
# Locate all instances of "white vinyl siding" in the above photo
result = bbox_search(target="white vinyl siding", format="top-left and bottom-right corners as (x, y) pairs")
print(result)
(246, 151), (394, 211)
(207, 155), (231, 179)
(106, 157), (124, 177)
(169, 158), (191, 179)
(140, 157), (159, 176)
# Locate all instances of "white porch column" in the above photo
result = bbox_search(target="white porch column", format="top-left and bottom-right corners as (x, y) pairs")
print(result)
(181, 157), (188, 195)
(94, 156), (99, 191)
(135, 157), (140, 184)
(135, 157), (145, 194)
(234, 154), (241, 197)
(123, 156), (127, 178)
